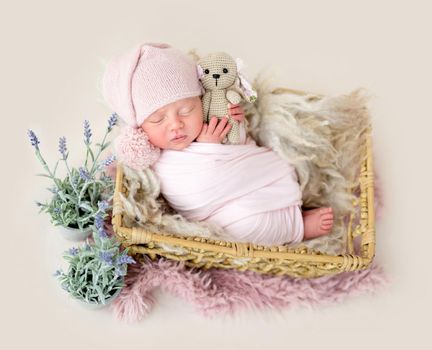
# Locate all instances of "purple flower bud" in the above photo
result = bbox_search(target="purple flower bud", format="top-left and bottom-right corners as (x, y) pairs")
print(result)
(28, 129), (40, 150)
(68, 247), (79, 256)
(94, 213), (108, 238)
(98, 229), (108, 239)
(79, 167), (91, 181)
(83, 120), (92, 144)
(58, 136), (67, 159)
(53, 269), (63, 277)
(95, 213), (104, 231)
(101, 155), (116, 167)
(48, 186), (58, 194)
(98, 200), (109, 212)
(116, 254), (136, 265)
(53, 207), (61, 214)
(108, 113), (118, 131)
(99, 251), (114, 265)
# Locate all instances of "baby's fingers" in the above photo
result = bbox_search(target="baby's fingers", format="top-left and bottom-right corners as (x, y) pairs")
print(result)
(214, 117), (229, 135)
(207, 116), (218, 133)
(219, 122), (232, 140)
(200, 124), (208, 135)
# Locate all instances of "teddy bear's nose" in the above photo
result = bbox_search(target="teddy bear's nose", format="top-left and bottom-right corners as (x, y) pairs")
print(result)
(213, 74), (220, 79)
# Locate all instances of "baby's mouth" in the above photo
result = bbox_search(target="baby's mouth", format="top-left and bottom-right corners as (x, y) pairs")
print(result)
(171, 135), (187, 142)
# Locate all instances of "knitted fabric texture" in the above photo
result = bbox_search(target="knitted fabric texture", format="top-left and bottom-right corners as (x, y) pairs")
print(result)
(115, 74), (371, 254)
(102, 43), (202, 127)
(198, 52), (245, 144)
(114, 126), (160, 170)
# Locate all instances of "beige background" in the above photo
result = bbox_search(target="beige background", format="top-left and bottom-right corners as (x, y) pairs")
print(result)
(1, 0), (431, 349)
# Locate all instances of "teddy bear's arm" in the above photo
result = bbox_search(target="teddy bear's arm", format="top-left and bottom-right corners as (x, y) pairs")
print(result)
(202, 92), (211, 123)
(226, 89), (242, 105)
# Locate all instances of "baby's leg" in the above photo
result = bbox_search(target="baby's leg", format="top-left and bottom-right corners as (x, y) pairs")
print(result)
(302, 207), (334, 240)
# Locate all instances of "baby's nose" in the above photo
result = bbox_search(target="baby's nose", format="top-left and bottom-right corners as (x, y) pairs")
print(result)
(170, 115), (184, 129)
(213, 74), (220, 79)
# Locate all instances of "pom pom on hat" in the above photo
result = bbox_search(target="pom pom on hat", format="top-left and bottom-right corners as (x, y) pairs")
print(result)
(114, 126), (160, 170)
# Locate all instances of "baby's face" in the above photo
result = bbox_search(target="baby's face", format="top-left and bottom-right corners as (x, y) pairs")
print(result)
(141, 96), (203, 150)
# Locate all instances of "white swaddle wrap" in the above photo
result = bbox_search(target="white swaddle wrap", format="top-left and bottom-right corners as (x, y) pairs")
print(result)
(152, 138), (304, 246)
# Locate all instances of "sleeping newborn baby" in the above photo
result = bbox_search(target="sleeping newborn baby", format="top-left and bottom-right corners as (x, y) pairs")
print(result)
(103, 43), (334, 246)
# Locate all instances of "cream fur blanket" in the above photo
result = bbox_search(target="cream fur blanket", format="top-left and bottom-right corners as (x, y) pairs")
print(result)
(116, 75), (370, 254)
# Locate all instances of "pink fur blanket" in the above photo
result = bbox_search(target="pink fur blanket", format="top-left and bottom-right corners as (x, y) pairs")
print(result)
(112, 258), (386, 322)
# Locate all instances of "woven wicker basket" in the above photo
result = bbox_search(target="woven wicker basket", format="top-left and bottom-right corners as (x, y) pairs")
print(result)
(112, 88), (376, 279)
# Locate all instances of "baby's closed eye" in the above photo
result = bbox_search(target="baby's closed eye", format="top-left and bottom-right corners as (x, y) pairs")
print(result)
(179, 106), (194, 115)
(149, 117), (164, 124)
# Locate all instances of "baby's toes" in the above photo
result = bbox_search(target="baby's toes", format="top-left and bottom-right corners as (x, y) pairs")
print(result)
(321, 214), (334, 222)
(321, 222), (333, 231)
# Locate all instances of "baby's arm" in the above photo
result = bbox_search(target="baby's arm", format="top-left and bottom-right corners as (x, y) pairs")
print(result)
(196, 116), (232, 143)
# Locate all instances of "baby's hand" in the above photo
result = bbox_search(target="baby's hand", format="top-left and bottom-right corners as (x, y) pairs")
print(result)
(228, 103), (245, 122)
(196, 116), (232, 143)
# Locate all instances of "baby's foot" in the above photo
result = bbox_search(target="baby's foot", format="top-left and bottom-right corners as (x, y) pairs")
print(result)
(302, 207), (334, 240)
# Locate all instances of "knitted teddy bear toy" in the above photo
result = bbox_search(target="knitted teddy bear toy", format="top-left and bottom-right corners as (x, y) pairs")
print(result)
(197, 52), (257, 144)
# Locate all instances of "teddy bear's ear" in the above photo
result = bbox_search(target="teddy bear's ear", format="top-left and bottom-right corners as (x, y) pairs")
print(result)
(235, 58), (258, 103)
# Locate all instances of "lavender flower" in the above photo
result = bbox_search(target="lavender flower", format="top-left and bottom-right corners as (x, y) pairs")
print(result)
(48, 186), (58, 194)
(79, 167), (91, 181)
(83, 120), (92, 144)
(99, 251), (114, 265)
(116, 254), (136, 266)
(94, 213), (108, 238)
(98, 200), (109, 212)
(94, 213), (104, 231)
(53, 269), (63, 277)
(58, 136), (67, 159)
(28, 129), (40, 150)
(107, 113), (118, 131)
(53, 207), (61, 214)
(101, 155), (115, 167)
(68, 247), (79, 256)
(98, 229), (108, 239)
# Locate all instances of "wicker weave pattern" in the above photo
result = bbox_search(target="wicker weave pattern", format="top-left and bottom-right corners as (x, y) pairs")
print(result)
(112, 89), (376, 279)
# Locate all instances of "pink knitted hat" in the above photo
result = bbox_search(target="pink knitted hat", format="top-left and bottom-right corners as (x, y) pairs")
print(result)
(102, 43), (202, 169)
(103, 43), (202, 127)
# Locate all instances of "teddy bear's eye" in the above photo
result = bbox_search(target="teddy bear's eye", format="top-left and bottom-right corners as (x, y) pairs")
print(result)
(223, 68), (228, 73)
(204, 69), (210, 74)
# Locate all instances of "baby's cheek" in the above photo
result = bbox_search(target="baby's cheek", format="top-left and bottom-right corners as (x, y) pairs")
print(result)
(144, 129), (166, 149)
